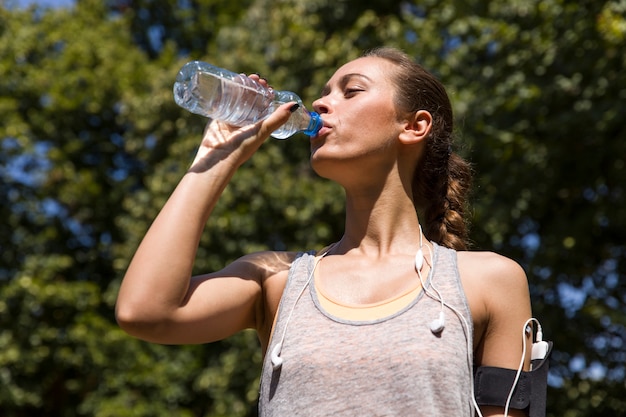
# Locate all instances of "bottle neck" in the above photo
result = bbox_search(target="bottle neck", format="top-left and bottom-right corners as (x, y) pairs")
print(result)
(303, 111), (322, 137)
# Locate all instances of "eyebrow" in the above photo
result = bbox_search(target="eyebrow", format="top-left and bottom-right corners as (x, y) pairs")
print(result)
(321, 73), (373, 96)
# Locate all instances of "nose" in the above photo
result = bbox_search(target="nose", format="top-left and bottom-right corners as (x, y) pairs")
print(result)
(312, 96), (330, 115)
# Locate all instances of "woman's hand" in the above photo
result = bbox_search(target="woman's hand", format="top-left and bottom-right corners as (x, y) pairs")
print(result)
(189, 75), (296, 172)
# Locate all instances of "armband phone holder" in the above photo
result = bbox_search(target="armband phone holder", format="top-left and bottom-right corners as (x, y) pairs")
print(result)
(474, 322), (553, 417)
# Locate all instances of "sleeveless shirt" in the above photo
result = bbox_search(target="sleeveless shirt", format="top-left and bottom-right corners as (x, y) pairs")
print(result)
(259, 243), (475, 416)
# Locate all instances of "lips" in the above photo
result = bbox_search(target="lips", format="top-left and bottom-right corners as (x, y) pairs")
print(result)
(317, 126), (331, 136)
(313, 119), (332, 139)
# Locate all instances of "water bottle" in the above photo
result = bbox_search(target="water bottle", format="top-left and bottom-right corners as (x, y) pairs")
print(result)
(173, 61), (322, 139)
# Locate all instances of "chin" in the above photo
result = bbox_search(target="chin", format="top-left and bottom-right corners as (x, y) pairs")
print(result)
(310, 154), (347, 182)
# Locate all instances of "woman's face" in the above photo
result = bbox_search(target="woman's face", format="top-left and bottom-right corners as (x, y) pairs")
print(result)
(310, 56), (406, 180)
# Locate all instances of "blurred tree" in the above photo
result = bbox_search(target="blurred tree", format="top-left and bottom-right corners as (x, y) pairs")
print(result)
(1, 0), (624, 416)
(0, 1), (206, 416)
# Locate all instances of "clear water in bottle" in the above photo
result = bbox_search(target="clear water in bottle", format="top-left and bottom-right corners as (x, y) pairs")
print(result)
(174, 61), (322, 139)
(174, 64), (272, 125)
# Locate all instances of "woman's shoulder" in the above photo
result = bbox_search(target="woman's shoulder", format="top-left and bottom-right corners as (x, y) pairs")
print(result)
(234, 249), (324, 277)
(233, 249), (314, 296)
(456, 249), (529, 310)
(235, 250), (300, 273)
(456, 250), (526, 284)
(234, 249), (316, 346)
(456, 250), (531, 351)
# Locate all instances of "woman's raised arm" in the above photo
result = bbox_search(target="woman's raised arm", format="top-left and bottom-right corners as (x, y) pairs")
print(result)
(115, 100), (297, 344)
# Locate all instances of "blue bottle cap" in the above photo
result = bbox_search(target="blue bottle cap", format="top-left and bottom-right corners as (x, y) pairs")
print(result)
(303, 111), (323, 137)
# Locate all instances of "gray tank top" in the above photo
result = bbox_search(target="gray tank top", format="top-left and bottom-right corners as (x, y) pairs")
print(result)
(259, 243), (474, 416)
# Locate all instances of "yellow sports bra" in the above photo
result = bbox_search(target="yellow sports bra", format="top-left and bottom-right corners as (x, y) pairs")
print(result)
(314, 271), (422, 321)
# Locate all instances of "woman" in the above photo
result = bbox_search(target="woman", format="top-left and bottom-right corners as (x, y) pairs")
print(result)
(116, 47), (533, 416)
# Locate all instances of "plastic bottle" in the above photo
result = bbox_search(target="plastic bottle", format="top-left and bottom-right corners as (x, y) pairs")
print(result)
(173, 61), (322, 139)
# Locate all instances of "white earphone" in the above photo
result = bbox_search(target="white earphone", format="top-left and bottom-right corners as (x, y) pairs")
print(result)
(429, 310), (446, 333)
(415, 226), (446, 334)
(270, 249), (332, 370)
(270, 341), (284, 369)
(414, 248), (424, 271)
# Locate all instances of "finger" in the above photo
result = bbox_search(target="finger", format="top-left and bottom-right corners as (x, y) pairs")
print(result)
(256, 102), (297, 139)
(248, 73), (270, 89)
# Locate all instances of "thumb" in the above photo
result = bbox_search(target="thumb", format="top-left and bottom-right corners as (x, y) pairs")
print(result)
(256, 102), (298, 139)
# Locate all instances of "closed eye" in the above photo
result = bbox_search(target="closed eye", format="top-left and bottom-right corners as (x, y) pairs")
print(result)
(344, 88), (364, 97)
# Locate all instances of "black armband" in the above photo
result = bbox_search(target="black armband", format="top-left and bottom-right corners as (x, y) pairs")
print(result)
(474, 341), (553, 417)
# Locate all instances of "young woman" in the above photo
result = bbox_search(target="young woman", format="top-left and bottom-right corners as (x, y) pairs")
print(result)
(116, 47), (533, 416)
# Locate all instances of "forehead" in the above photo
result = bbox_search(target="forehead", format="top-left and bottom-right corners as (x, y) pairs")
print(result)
(329, 56), (397, 85)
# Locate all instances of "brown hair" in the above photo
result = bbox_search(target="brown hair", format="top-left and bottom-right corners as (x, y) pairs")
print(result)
(362, 47), (472, 250)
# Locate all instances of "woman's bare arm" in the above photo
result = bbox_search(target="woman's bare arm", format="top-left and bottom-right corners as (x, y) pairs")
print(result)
(460, 251), (533, 417)
(115, 101), (296, 344)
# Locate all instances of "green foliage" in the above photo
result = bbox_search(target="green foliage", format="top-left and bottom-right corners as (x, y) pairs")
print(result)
(1, 0), (624, 415)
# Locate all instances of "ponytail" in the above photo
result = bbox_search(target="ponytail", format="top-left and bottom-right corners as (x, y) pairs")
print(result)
(415, 151), (472, 250)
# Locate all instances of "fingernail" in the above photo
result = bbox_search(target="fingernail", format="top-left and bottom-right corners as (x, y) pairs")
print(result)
(289, 103), (300, 113)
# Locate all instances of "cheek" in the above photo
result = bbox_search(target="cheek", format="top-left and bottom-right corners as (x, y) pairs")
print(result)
(351, 105), (401, 140)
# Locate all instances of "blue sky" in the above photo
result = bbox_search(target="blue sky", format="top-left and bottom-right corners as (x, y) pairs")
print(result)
(13, 0), (74, 7)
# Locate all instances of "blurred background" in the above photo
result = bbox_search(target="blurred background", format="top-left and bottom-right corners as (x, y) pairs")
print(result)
(1, 0), (624, 415)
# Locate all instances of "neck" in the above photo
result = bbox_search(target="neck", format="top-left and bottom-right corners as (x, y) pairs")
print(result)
(335, 182), (423, 257)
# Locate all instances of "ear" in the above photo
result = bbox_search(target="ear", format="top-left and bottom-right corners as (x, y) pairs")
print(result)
(398, 110), (432, 145)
